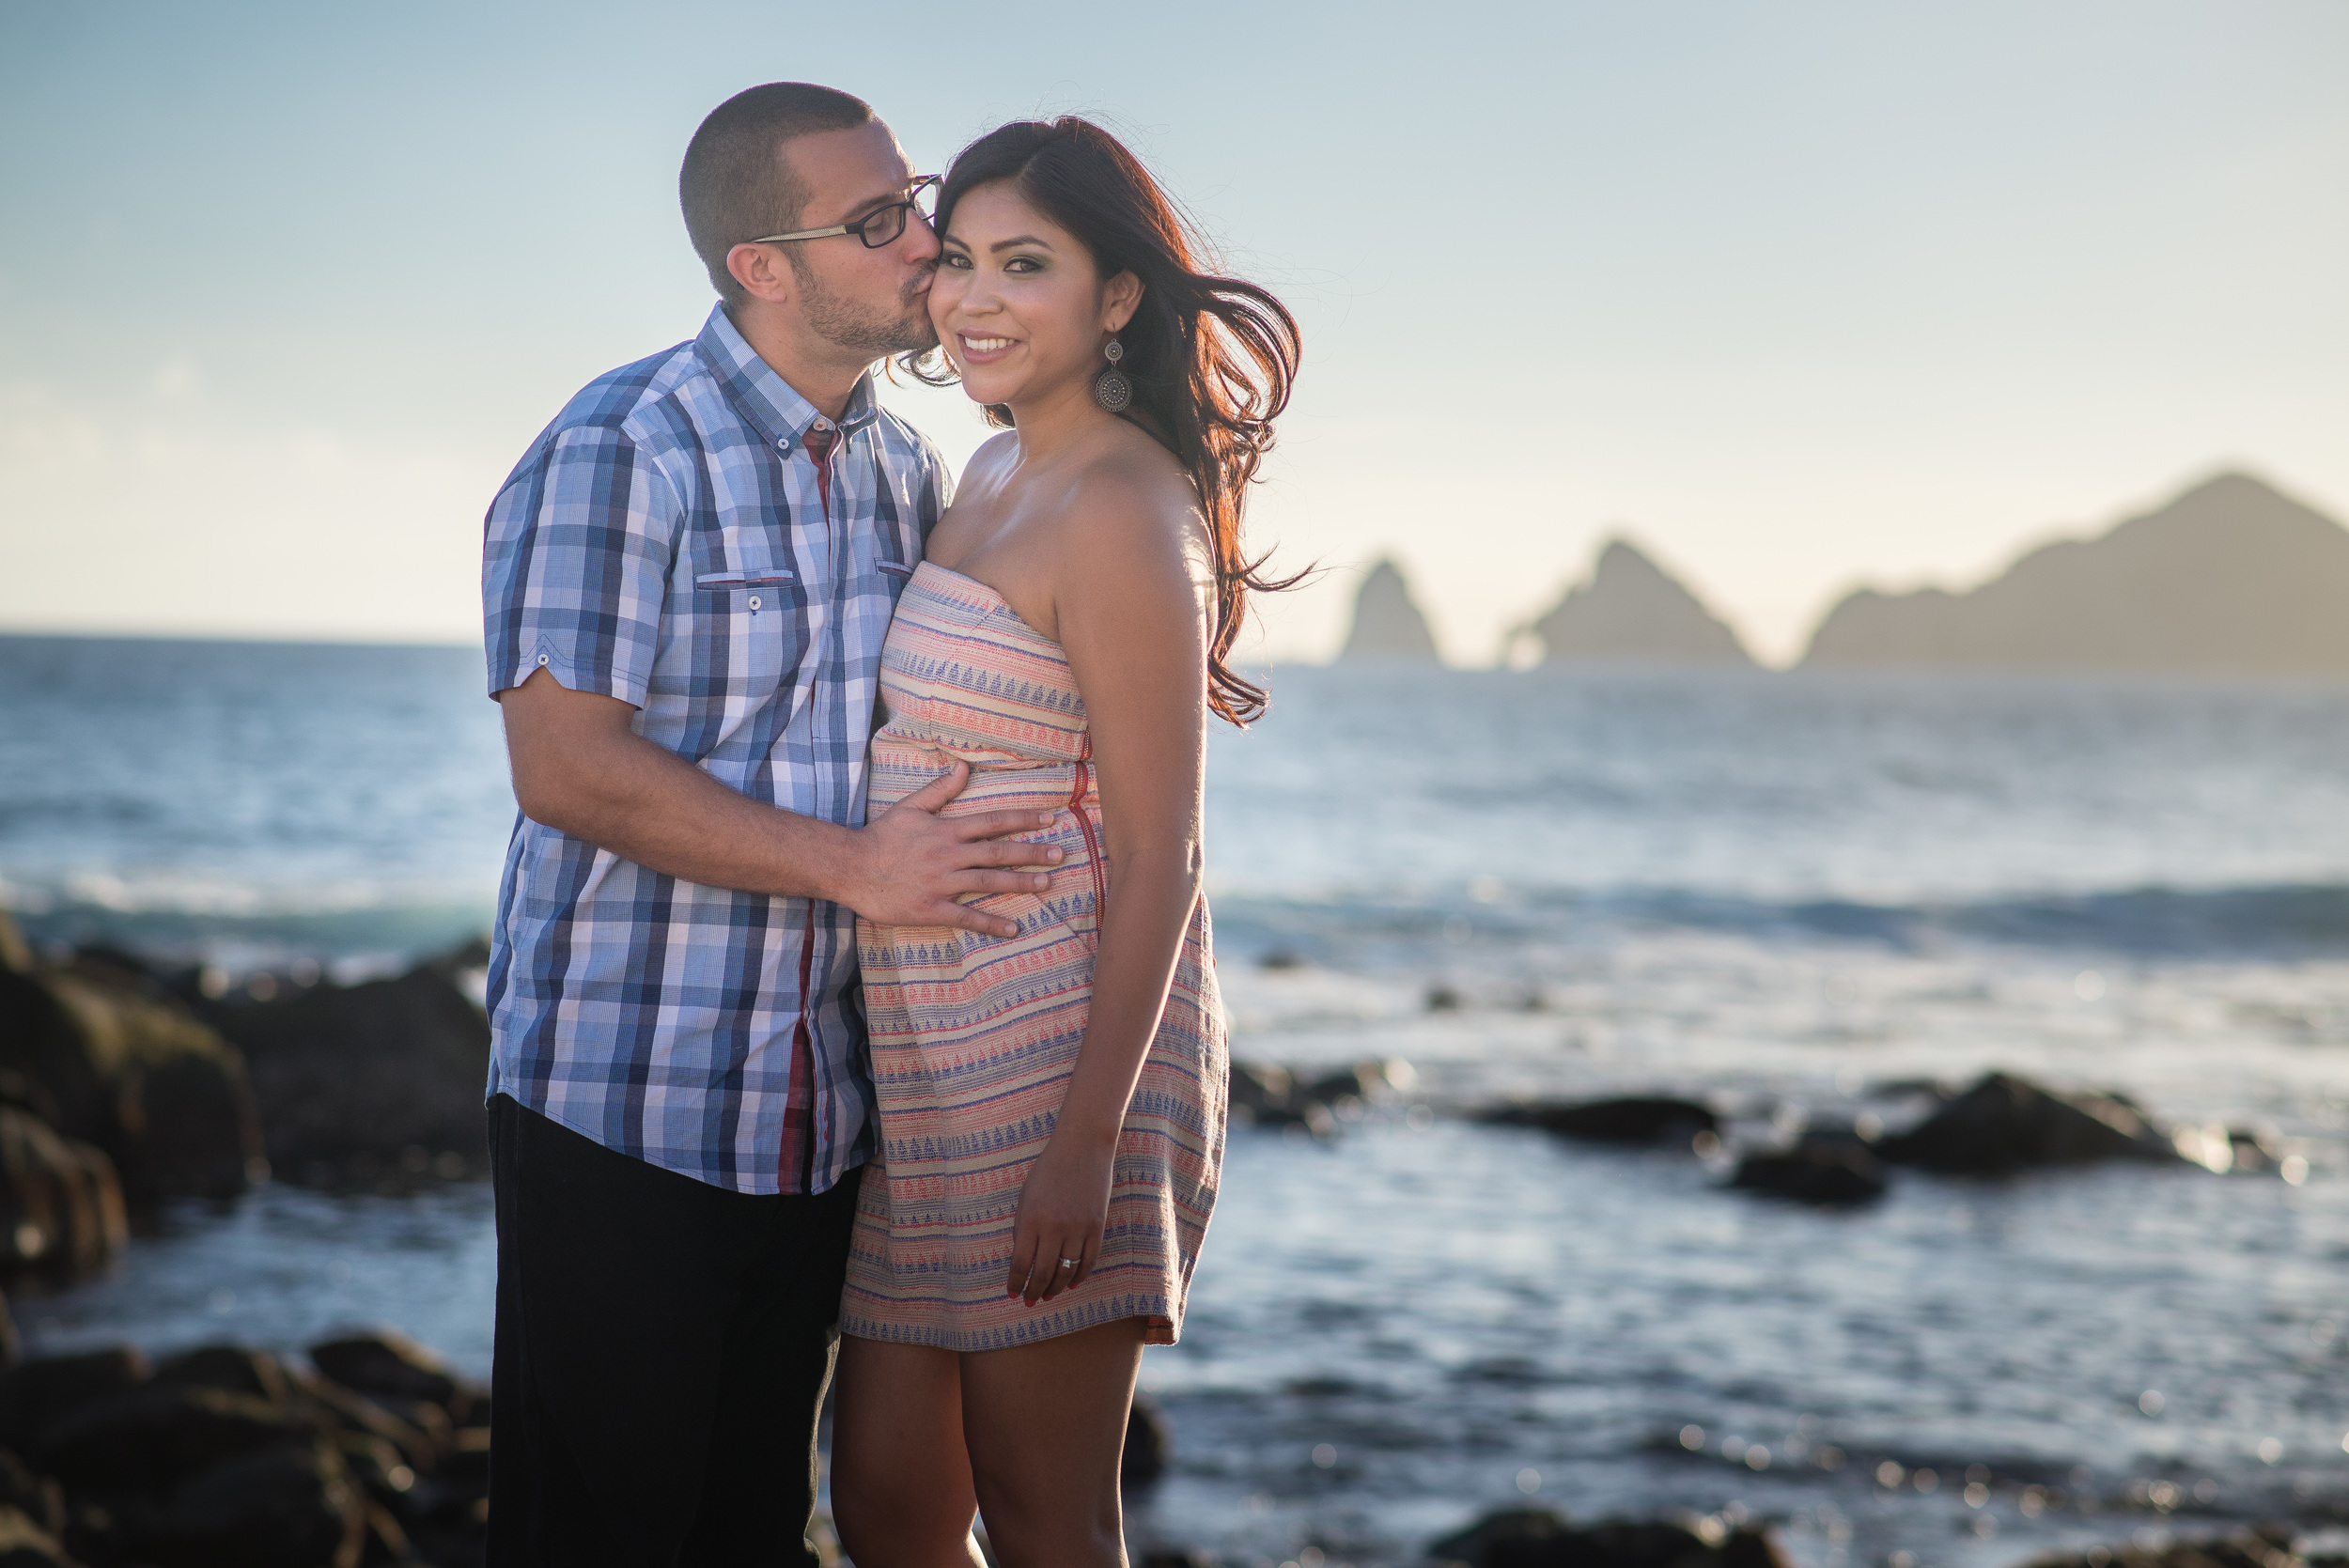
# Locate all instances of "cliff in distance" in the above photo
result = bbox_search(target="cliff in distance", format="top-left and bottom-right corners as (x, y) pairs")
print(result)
(1525, 537), (1755, 666)
(1340, 558), (1441, 660)
(1802, 473), (2349, 674)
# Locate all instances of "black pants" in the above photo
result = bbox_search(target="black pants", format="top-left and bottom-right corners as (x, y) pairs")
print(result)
(487, 1094), (862, 1567)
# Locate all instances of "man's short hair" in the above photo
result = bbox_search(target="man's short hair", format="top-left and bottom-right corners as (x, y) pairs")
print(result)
(680, 83), (875, 303)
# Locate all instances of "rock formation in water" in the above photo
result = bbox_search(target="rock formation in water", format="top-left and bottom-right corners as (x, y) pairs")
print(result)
(1801, 472), (2349, 673)
(1338, 557), (1440, 660)
(1522, 538), (1755, 665)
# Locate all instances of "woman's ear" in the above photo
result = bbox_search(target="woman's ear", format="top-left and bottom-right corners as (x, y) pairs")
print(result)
(1102, 270), (1143, 334)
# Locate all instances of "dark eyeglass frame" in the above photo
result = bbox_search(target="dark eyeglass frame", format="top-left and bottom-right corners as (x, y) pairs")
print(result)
(745, 176), (941, 251)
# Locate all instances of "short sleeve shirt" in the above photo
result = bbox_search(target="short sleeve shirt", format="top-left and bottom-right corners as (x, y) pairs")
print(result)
(480, 303), (949, 1195)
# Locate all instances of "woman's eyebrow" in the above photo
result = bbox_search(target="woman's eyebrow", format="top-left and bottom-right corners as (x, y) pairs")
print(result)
(989, 235), (1054, 253)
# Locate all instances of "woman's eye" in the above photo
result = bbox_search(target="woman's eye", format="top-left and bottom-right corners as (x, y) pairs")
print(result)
(1005, 256), (1042, 273)
(942, 253), (972, 270)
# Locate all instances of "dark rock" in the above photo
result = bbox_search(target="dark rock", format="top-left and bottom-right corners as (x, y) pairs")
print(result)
(1230, 1059), (1413, 1136)
(0, 1449), (64, 1539)
(1227, 1063), (1294, 1120)
(1122, 1393), (1169, 1490)
(0, 1502), (79, 1567)
(306, 1333), (459, 1416)
(0, 1349), (150, 1452)
(1875, 1071), (2182, 1175)
(0, 961), (265, 1209)
(0, 1110), (125, 1280)
(1479, 1096), (1719, 1145)
(211, 949), (490, 1184)
(152, 1346), (290, 1407)
(131, 1440), (366, 1568)
(1224, 1063), (1328, 1134)
(2015, 1526), (2301, 1568)
(1733, 1138), (1890, 1206)
(0, 917), (30, 979)
(357, 1500), (414, 1566)
(1432, 1509), (1795, 1568)
(1430, 1507), (1568, 1565)
(34, 1384), (316, 1495)
(435, 1426), (490, 1493)
(289, 1374), (441, 1476)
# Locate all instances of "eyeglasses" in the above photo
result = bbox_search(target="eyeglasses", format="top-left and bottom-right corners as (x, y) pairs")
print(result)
(745, 176), (941, 251)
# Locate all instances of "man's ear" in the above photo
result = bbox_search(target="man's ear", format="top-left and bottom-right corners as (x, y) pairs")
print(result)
(1103, 270), (1143, 334)
(726, 242), (796, 306)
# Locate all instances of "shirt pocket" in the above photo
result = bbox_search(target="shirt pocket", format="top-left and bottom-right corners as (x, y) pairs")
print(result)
(681, 551), (809, 730)
(693, 567), (798, 614)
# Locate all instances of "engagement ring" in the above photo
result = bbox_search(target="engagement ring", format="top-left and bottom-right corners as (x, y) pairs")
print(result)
(1058, 1257), (1079, 1269)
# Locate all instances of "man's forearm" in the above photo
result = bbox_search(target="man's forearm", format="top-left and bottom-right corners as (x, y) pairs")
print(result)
(516, 718), (860, 902)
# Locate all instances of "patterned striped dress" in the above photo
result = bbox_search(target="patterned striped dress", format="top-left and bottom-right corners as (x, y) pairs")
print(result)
(839, 561), (1228, 1351)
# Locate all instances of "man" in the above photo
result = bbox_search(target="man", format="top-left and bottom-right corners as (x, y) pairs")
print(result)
(479, 83), (1057, 1566)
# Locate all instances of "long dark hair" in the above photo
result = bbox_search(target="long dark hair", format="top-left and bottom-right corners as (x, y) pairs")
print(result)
(908, 117), (1302, 726)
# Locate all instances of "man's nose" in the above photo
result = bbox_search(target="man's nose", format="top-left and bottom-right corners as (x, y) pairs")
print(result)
(900, 217), (942, 266)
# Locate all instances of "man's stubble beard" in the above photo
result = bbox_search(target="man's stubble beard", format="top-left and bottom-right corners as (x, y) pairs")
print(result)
(792, 255), (937, 361)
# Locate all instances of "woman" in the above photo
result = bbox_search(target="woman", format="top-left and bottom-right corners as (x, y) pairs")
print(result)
(831, 117), (1299, 1565)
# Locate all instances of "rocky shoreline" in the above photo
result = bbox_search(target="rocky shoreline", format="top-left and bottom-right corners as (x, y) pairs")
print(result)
(0, 1327), (487, 1567)
(0, 913), (2329, 1567)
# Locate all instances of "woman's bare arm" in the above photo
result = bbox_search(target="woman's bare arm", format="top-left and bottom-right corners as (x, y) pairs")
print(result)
(1003, 467), (1214, 1302)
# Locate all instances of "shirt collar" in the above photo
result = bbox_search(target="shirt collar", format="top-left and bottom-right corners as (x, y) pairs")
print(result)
(695, 303), (883, 453)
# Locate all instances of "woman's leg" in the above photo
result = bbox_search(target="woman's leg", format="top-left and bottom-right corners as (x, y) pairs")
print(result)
(959, 1318), (1147, 1568)
(831, 1334), (986, 1567)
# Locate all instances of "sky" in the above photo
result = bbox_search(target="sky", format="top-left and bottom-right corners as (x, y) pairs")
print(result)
(2, 0), (2342, 666)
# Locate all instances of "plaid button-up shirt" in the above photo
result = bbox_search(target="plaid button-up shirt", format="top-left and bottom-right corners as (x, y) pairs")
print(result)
(481, 303), (948, 1195)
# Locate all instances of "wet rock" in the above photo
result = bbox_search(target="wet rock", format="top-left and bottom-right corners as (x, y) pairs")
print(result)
(1478, 1096), (1719, 1146)
(0, 1447), (65, 1539)
(152, 1347), (290, 1407)
(1227, 1059), (1410, 1137)
(1732, 1139), (1890, 1205)
(2016, 1525), (2302, 1568)
(1432, 1508), (1795, 1568)
(1122, 1393), (1169, 1491)
(0, 1349), (150, 1453)
(1227, 1062), (1294, 1121)
(0, 1110), (126, 1279)
(1875, 1071), (2182, 1175)
(210, 946), (491, 1186)
(33, 1384), (317, 1496)
(0, 958), (265, 1210)
(307, 1333), (459, 1417)
(0, 916), (30, 979)
(1432, 1507), (1569, 1565)
(0, 1502), (78, 1567)
(128, 1440), (367, 1568)
(290, 1374), (443, 1477)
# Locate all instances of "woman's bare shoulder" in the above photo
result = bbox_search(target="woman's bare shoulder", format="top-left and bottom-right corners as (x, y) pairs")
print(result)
(1062, 427), (1205, 566)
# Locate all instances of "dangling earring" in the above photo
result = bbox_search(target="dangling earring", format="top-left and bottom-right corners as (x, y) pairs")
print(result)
(1093, 338), (1131, 412)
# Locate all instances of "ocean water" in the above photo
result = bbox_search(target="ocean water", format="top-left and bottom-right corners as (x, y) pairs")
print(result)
(4, 634), (2348, 1567)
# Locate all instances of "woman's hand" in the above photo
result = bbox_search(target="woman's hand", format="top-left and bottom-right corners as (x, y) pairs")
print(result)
(1006, 1129), (1117, 1305)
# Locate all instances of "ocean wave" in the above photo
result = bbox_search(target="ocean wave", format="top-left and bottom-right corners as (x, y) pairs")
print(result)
(1213, 880), (2349, 959)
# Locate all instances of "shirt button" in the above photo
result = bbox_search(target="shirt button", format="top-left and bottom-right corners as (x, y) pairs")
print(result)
(748, 595), (762, 610)
(537, 655), (549, 666)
